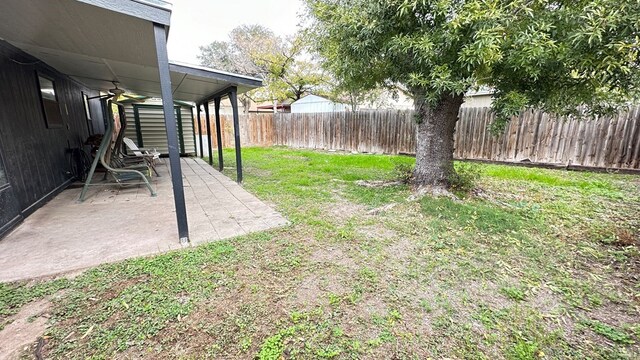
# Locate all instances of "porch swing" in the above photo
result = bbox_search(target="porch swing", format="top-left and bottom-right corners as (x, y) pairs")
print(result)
(78, 93), (156, 202)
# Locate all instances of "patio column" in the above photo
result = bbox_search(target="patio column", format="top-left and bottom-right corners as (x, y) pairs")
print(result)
(229, 87), (243, 183)
(214, 97), (224, 171)
(196, 104), (204, 158)
(204, 102), (213, 166)
(153, 23), (189, 244)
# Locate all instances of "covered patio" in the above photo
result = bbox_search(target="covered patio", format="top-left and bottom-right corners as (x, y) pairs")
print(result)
(0, 0), (272, 258)
(0, 158), (287, 282)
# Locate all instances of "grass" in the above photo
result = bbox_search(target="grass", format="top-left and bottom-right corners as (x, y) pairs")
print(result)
(1, 146), (639, 359)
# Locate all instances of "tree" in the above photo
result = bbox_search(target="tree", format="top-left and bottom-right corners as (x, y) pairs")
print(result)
(198, 25), (276, 77)
(198, 25), (328, 112)
(328, 81), (393, 111)
(305, 0), (640, 188)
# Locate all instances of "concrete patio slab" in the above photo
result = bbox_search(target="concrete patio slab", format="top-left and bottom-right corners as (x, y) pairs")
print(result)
(0, 158), (288, 282)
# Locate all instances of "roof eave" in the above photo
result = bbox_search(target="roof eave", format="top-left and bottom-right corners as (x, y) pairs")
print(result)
(169, 62), (263, 88)
(78, 0), (172, 25)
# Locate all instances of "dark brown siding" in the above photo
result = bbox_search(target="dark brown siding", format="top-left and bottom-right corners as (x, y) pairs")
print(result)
(0, 40), (102, 236)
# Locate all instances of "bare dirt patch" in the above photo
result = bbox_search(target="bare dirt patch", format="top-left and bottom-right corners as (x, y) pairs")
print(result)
(466, 280), (511, 310)
(358, 225), (397, 240)
(359, 295), (388, 317)
(0, 298), (51, 360)
(366, 203), (397, 215)
(385, 237), (415, 261)
(339, 294), (389, 336)
(407, 185), (460, 201)
(293, 274), (347, 307)
(326, 200), (367, 222)
(561, 303), (640, 353)
(528, 285), (562, 315)
(587, 303), (640, 329)
(310, 247), (357, 270)
(355, 180), (403, 188)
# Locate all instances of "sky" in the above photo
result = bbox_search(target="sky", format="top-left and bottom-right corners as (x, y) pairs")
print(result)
(167, 0), (305, 65)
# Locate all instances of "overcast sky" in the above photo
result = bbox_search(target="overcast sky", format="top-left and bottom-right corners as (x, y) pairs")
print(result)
(167, 0), (305, 65)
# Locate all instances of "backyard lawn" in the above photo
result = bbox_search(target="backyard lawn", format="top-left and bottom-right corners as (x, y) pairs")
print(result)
(2, 147), (640, 359)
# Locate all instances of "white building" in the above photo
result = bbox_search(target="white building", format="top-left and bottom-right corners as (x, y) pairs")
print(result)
(290, 89), (494, 114)
(461, 88), (494, 108)
(290, 95), (350, 113)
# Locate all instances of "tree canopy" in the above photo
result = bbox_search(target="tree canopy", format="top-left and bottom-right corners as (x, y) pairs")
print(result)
(198, 24), (328, 105)
(305, 0), (640, 188)
(305, 0), (640, 129)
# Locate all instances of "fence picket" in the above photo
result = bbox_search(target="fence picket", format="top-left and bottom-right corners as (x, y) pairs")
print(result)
(194, 107), (640, 170)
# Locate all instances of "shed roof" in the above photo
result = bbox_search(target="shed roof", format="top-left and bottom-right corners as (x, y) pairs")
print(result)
(0, 0), (261, 103)
(291, 94), (348, 107)
(292, 94), (332, 105)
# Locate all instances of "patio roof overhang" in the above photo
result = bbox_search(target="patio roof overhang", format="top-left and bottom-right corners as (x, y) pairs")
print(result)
(0, 0), (262, 102)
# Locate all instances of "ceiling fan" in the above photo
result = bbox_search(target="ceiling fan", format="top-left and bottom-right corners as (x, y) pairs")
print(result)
(86, 81), (147, 103)
(109, 81), (126, 100)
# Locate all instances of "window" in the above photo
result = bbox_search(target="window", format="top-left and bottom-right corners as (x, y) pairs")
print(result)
(0, 153), (7, 187)
(37, 74), (63, 128)
(82, 92), (94, 135)
(83, 93), (92, 120)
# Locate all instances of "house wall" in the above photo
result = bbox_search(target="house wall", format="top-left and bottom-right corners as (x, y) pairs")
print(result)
(461, 94), (493, 108)
(0, 40), (101, 237)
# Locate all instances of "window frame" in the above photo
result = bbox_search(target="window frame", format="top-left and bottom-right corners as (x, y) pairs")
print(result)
(82, 91), (94, 135)
(0, 141), (9, 191)
(36, 72), (63, 129)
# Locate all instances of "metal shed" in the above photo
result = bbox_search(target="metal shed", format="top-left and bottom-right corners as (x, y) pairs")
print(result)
(123, 100), (197, 156)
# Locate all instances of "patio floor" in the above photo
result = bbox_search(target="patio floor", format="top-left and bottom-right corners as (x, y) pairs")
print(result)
(0, 158), (288, 282)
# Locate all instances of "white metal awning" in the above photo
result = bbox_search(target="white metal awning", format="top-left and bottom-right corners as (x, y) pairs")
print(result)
(0, 0), (262, 103)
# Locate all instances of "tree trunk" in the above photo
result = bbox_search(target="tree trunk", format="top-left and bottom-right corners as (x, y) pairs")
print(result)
(413, 93), (464, 188)
(240, 95), (252, 115)
(350, 92), (358, 112)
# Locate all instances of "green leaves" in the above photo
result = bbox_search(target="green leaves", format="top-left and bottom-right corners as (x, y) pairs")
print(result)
(305, 0), (640, 121)
(491, 91), (529, 132)
(198, 25), (329, 104)
(582, 319), (635, 344)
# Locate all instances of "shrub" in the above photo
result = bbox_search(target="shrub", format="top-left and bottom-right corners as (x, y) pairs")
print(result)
(393, 162), (414, 184)
(449, 162), (481, 193)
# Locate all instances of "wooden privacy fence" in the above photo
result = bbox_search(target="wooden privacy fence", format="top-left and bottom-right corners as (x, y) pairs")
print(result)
(273, 111), (418, 154)
(197, 107), (640, 170)
(200, 113), (275, 149)
(454, 107), (640, 169)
